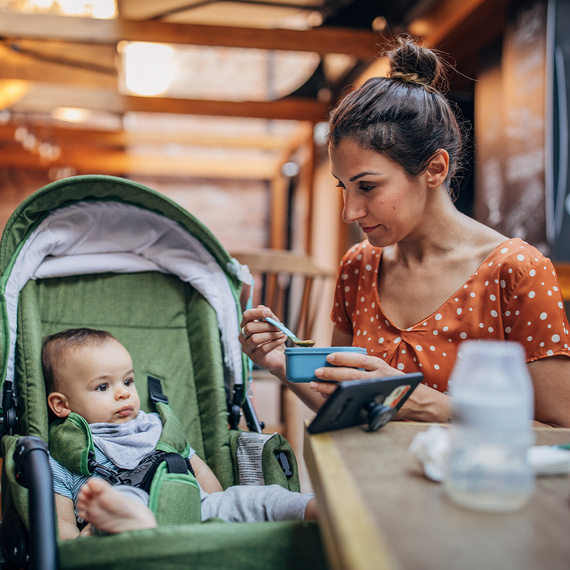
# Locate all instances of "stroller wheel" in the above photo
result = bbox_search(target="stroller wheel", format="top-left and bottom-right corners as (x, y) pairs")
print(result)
(0, 504), (29, 569)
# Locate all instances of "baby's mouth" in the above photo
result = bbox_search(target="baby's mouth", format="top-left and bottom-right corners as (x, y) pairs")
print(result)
(116, 406), (133, 417)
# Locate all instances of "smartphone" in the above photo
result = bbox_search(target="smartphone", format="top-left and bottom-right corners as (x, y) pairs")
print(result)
(307, 373), (423, 434)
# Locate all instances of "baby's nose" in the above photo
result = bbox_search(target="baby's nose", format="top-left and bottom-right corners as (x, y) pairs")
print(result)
(116, 385), (130, 399)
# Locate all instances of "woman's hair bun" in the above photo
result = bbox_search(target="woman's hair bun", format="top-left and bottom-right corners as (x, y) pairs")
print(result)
(386, 35), (446, 92)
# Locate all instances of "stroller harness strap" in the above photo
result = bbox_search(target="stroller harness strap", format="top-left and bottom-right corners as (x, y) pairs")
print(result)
(49, 403), (191, 474)
(49, 403), (203, 525)
(89, 449), (194, 493)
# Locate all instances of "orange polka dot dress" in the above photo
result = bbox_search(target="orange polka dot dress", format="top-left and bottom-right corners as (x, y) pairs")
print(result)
(331, 238), (570, 394)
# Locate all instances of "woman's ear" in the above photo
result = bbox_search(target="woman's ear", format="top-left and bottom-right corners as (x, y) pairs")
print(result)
(47, 392), (71, 418)
(425, 149), (449, 187)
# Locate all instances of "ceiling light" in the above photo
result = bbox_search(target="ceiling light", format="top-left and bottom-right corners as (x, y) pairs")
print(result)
(91, 0), (116, 19)
(52, 107), (93, 123)
(120, 42), (177, 97)
(313, 122), (329, 146)
(282, 161), (300, 177)
(57, 0), (85, 16)
(25, 0), (116, 18)
(372, 17), (387, 32)
(408, 19), (432, 38)
(30, 0), (53, 9)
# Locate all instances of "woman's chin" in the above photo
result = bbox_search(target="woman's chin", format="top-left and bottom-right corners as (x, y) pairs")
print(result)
(365, 234), (391, 248)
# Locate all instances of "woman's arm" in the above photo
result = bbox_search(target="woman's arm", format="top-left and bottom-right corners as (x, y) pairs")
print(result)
(55, 493), (80, 540)
(528, 355), (570, 427)
(312, 338), (570, 425)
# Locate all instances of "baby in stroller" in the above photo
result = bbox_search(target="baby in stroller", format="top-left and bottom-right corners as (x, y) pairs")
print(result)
(43, 328), (318, 540)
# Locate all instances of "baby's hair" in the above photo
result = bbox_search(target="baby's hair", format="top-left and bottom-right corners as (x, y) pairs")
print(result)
(328, 34), (464, 196)
(42, 328), (118, 395)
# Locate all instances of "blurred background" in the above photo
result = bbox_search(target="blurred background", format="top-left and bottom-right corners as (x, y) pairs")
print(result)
(0, 0), (568, 488)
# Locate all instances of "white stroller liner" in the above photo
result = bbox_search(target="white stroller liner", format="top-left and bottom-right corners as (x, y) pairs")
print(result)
(3, 200), (253, 399)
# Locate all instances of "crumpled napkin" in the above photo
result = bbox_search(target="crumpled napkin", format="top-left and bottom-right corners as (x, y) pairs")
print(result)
(409, 425), (570, 482)
(408, 425), (451, 482)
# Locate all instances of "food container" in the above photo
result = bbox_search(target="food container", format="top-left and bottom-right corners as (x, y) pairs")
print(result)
(284, 346), (367, 383)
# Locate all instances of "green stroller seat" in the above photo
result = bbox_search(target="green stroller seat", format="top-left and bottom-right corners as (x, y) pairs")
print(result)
(0, 175), (326, 570)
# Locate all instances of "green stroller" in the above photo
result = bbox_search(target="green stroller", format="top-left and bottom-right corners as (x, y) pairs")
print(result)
(0, 175), (326, 570)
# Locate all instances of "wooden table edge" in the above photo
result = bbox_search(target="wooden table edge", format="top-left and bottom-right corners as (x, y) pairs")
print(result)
(304, 424), (397, 570)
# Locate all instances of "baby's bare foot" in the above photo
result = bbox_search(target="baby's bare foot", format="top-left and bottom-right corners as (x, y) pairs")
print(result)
(77, 478), (157, 534)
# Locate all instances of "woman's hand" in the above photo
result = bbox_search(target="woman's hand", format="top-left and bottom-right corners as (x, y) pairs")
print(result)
(239, 305), (288, 380)
(310, 351), (403, 397)
(240, 305), (327, 411)
(310, 349), (452, 423)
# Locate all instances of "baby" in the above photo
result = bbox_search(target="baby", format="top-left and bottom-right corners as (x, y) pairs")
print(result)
(43, 328), (317, 539)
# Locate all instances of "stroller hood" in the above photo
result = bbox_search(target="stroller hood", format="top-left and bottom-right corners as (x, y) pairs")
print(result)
(0, 174), (252, 403)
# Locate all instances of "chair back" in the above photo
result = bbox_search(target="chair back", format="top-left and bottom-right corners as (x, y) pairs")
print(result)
(231, 249), (333, 341)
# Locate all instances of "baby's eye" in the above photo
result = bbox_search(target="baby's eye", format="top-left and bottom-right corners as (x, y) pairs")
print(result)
(96, 383), (108, 392)
(124, 378), (134, 387)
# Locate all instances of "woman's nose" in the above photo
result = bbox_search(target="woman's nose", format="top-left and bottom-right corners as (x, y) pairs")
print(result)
(342, 192), (365, 224)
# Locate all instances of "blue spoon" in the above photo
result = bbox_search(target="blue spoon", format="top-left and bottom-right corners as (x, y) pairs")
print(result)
(263, 316), (315, 347)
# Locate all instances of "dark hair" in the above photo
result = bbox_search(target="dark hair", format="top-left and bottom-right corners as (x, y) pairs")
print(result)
(42, 328), (118, 394)
(328, 35), (464, 194)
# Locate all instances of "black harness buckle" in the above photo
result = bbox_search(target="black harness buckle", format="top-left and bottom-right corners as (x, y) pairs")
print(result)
(148, 375), (169, 405)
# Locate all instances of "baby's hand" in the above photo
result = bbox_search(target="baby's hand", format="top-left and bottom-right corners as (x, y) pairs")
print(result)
(79, 523), (93, 536)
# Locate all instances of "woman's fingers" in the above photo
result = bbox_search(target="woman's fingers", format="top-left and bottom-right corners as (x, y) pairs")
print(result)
(240, 306), (280, 341)
(312, 352), (403, 391)
(309, 381), (338, 396)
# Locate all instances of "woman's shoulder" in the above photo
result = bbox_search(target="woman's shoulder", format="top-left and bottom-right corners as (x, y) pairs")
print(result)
(486, 238), (548, 269)
(341, 240), (381, 265)
(479, 238), (559, 296)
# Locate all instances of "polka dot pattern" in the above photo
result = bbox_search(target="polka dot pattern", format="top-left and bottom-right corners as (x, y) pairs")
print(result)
(331, 238), (570, 393)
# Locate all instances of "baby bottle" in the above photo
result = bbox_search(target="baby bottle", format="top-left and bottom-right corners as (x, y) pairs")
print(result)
(444, 340), (535, 513)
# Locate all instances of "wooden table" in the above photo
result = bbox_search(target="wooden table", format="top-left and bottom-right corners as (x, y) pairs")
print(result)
(304, 422), (570, 570)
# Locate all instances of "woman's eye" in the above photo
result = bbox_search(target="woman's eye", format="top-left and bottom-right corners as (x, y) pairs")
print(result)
(359, 184), (375, 192)
(96, 384), (108, 392)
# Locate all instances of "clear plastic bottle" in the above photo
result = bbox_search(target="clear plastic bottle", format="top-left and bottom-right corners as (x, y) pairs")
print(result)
(444, 340), (535, 513)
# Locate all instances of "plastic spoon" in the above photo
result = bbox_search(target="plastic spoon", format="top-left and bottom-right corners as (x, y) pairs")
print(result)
(263, 316), (315, 347)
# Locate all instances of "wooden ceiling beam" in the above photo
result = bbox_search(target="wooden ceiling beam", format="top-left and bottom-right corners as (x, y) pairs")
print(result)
(410, 0), (515, 72)
(11, 83), (330, 122)
(0, 12), (383, 58)
(0, 80), (29, 109)
(0, 123), (303, 151)
(0, 43), (117, 88)
(0, 143), (281, 179)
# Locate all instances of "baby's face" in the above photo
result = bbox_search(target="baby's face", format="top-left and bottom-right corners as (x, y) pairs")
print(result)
(57, 340), (141, 424)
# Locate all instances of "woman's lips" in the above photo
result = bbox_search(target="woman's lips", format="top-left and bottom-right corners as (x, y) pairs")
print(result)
(360, 225), (379, 234)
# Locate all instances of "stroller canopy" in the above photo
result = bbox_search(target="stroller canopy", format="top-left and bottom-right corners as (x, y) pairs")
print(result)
(0, 175), (252, 403)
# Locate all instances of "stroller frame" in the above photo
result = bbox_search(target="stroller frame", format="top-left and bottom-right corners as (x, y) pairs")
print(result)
(0, 175), (326, 570)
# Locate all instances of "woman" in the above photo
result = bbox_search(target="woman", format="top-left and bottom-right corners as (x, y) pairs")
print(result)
(240, 36), (570, 428)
